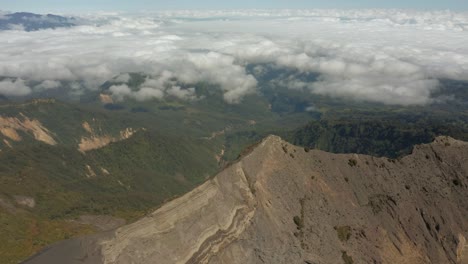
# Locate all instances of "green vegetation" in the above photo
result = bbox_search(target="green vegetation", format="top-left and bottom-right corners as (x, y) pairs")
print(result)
(293, 197), (306, 233)
(290, 118), (468, 158)
(0, 133), (218, 216)
(0, 208), (94, 264)
(367, 194), (397, 214)
(335, 226), (352, 242)
(348, 159), (357, 167)
(293, 216), (304, 229)
(341, 251), (354, 264)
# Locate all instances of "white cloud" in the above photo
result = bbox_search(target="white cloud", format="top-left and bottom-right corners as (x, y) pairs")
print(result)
(114, 73), (131, 83)
(0, 9), (467, 104)
(109, 83), (165, 102)
(6, 24), (25, 31)
(108, 76), (198, 102)
(109, 84), (132, 101)
(311, 76), (439, 105)
(34, 80), (61, 91)
(143, 9), (468, 31)
(166, 86), (197, 101)
(133, 87), (164, 101)
(176, 52), (257, 103)
(0, 11), (10, 20)
(0, 79), (31, 96)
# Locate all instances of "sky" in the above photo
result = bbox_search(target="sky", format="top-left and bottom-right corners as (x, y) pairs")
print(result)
(0, 0), (467, 12)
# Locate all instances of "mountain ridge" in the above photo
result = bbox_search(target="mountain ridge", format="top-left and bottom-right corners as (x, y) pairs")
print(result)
(0, 12), (76, 31)
(24, 135), (468, 264)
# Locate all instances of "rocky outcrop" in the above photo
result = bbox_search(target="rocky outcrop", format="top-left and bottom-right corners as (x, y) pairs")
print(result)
(0, 114), (56, 145)
(78, 126), (138, 153)
(99, 94), (114, 104)
(13, 196), (36, 208)
(24, 136), (468, 264)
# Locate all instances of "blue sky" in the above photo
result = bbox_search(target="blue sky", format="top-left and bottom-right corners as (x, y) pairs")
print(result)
(1, 0), (467, 12)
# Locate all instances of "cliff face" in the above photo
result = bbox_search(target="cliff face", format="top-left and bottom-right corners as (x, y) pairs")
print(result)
(25, 136), (468, 264)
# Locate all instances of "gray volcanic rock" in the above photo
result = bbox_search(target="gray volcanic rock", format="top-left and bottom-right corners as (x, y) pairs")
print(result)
(24, 135), (468, 264)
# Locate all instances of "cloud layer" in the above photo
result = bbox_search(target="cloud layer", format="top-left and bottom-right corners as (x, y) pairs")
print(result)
(0, 9), (467, 105)
(0, 79), (31, 96)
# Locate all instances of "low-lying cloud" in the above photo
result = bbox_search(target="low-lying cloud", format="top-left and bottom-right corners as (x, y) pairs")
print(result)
(0, 78), (31, 96)
(0, 9), (467, 105)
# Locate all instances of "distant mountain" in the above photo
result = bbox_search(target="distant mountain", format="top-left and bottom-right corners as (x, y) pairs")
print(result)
(0, 12), (76, 31)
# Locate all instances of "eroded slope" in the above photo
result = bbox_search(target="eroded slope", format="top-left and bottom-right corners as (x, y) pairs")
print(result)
(0, 114), (57, 146)
(25, 136), (468, 264)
